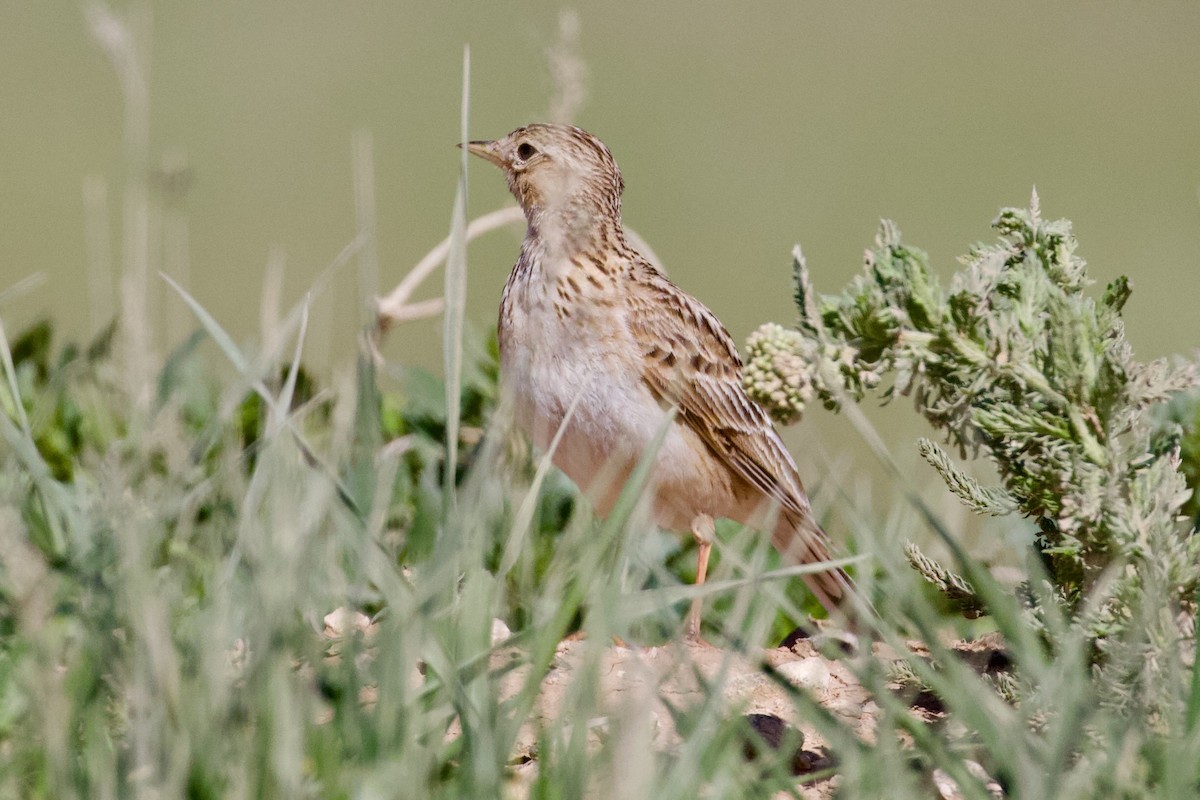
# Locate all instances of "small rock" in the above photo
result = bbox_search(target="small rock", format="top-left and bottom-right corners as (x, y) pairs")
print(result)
(323, 607), (371, 638)
(931, 768), (958, 799)
(931, 760), (1003, 799)
(776, 656), (832, 691)
(744, 713), (801, 751)
(741, 714), (822, 776)
(779, 624), (814, 650)
(491, 617), (512, 646)
(826, 697), (865, 720)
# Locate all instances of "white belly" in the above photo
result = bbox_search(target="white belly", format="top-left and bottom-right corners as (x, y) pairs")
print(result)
(501, 293), (732, 531)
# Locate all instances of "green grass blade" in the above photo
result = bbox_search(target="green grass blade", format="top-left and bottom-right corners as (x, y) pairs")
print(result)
(272, 293), (310, 435)
(0, 316), (31, 436)
(160, 271), (271, 401)
(498, 390), (583, 577)
(615, 554), (868, 621)
(0, 273), (46, 309)
(441, 45), (471, 515)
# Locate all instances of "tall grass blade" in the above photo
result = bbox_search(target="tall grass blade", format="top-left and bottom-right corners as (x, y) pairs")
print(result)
(498, 390), (583, 577)
(0, 317), (31, 436)
(272, 294), (310, 435)
(0, 273), (47, 309)
(160, 271), (272, 401)
(442, 46), (471, 515)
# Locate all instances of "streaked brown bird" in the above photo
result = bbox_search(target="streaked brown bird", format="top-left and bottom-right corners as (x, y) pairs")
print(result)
(467, 123), (854, 637)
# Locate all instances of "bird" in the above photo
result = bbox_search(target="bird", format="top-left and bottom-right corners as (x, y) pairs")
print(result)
(465, 123), (854, 638)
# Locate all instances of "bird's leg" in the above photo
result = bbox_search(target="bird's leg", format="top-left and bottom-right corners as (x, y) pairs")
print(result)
(686, 514), (716, 640)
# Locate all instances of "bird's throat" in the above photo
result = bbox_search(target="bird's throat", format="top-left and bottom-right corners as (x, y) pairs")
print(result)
(526, 197), (623, 266)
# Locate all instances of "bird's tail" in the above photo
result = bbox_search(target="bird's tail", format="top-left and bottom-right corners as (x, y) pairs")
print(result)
(771, 508), (857, 619)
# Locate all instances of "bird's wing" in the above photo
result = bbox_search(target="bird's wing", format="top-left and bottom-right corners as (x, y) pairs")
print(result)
(625, 268), (854, 612)
(626, 270), (813, 520)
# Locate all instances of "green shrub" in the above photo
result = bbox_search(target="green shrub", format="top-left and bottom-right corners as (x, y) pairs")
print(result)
(745, 193), (1200, 714)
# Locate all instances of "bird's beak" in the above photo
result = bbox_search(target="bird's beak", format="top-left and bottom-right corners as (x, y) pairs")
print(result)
(461, 139), (506, 168)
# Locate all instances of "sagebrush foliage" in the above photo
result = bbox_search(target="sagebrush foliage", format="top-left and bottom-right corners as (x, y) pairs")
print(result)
(745, 194), (1200, 650)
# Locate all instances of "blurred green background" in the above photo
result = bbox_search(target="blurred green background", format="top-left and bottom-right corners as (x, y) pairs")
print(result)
(2, 2), (1198, 548)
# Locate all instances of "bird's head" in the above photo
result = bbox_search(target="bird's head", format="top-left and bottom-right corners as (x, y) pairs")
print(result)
(465, 124), (624, 230)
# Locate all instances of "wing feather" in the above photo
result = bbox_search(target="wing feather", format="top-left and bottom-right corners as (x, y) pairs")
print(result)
(629, 272), (811, 516)
(626, 269), (854, 611)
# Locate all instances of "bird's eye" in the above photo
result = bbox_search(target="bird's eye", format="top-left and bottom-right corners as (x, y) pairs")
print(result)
(516, 142), (538, 161)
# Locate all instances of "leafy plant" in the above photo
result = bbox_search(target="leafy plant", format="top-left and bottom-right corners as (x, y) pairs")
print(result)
(745, 193), (1200, 709)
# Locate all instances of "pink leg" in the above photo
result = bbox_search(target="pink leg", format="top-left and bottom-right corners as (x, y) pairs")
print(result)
(686, 515), (715, 640)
